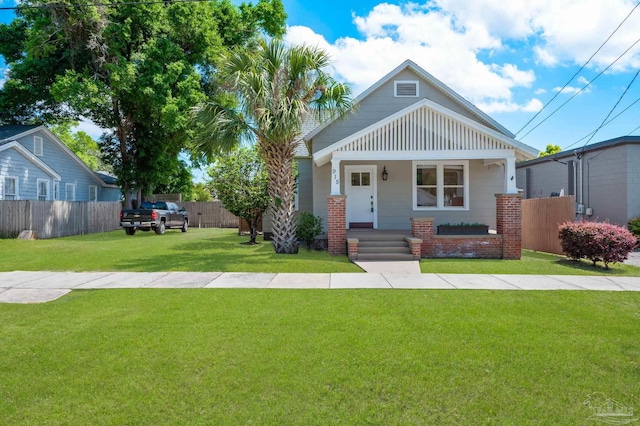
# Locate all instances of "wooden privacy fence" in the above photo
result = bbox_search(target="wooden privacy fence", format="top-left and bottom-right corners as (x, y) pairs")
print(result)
(522, 196), (575, 255)
(181, 201), (238, 228)
(0, 201), (121, 239)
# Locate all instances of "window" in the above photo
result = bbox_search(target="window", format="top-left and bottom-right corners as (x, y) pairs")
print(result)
(53, 181), (60, 200)
(350, 172), (371, 187)
(65, 183), (76, 201)
(394, 80), (419, 97)
(37, 179), (49, 201)
(89, 185), (98, 202)
(34, 136), (43, 156)
(413, 161), (468, 210)
(3, 177), (18, 200)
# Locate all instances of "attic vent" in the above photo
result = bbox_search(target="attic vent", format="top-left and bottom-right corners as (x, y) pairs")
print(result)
(394, 80), (418, 97)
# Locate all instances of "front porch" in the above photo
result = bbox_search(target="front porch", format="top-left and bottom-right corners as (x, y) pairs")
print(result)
(332, 194), (522, 260)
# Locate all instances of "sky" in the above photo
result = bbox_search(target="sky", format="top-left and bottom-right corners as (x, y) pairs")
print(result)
(2, 0), (640, 159)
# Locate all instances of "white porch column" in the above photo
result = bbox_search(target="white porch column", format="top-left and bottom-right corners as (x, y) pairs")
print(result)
(505, 155), (517, 194)
(331, 158), (341, 195)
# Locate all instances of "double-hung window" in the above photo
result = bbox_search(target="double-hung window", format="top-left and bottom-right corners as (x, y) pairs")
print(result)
(66, 183), (76, 201)
(89, 185), (98, 202)
(34, 136), (43, 156)
(413, 161), (468, 210)
(53, 181), (60, 200)
(37, 179), (49, 201)
(3, 177), (18, 200)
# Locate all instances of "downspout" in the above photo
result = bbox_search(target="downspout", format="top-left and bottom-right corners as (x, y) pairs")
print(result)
(576, 152), (583, 218)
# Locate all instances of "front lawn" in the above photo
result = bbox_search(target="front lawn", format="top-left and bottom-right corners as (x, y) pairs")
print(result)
(0, 227), (638, 275)
(2, 290), (638, 424)
(0, 228), (361, 273)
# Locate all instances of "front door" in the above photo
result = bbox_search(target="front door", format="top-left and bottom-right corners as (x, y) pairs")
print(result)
(345, 165), (377, 229)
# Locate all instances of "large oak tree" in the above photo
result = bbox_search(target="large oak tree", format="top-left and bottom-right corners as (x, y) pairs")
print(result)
(0, 0), (285, 208)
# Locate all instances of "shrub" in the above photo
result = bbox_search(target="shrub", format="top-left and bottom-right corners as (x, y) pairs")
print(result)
(296, 212), (323, 250)
(558, 220), (637, 269)
(628, 216), (640, 240)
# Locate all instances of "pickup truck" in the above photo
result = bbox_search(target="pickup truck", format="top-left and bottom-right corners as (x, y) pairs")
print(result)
(120, 201), (188, 235)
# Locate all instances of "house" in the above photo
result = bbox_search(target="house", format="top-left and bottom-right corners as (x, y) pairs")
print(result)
(284, 60), (539, 259)
(0, 125), (121, 202)
(516, 135), (640, 227)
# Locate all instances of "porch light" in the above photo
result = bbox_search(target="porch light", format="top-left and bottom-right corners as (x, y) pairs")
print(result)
(382, 166), (389, 181)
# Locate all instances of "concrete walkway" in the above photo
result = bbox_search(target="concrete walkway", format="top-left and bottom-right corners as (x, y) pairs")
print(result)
(1, 271), (639, 304)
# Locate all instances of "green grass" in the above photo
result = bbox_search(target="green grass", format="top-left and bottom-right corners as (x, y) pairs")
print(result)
(421, 250), (640, 276)
(0, 227), (638, 275)
(0, 228), (361, 273)
(1, 290), (639, 424)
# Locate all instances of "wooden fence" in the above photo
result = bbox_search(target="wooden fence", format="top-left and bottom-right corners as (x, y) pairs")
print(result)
(181, 201), (238, 228)
(0, 201), (122, 239)
(522, 196), (575, 255)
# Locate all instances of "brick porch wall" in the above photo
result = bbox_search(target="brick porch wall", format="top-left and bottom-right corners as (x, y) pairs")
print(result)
(496, 193), (522, 260)
(432, 235), (503, 258)
(327, 196), (347, 255)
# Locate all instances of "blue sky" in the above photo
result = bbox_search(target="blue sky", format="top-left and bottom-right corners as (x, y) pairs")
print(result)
(2, 0), (640, 157)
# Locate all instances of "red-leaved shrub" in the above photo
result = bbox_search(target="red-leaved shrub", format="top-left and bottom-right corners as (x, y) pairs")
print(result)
(558, 220), (637, 268)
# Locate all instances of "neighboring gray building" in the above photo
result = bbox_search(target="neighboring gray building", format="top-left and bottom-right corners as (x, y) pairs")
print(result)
(0, 125), (121, 202)
(516, 136), (640, 227)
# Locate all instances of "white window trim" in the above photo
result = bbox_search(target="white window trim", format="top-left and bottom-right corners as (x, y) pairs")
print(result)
(412, 160), (469, 211)
(34, 136), (43, 156)
(89, 185), (98, 202)
(37, 179), (50, 201)
(53, 181), (60, 200)
(65, 183), (76, 201)
(394, 80), (419, 97)
(3, 176), (19, 200)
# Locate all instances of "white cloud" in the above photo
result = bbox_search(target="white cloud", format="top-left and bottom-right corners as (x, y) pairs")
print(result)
(286, 2), (538, 113)
(534, 88), (547, 95)
(477, 98), (543, 114)
(552, 85), (591, 95)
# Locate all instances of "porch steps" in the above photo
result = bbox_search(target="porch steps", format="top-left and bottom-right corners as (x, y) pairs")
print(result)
(348, 231), (415, 261)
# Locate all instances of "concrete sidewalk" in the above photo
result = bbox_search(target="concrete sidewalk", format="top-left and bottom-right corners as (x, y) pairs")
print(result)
(1, 271), (639, 304)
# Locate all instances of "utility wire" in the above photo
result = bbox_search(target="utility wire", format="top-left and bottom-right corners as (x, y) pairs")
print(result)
(562, 95), (640, 150)
(578, 67), (640, 150)
(626, 123), (640, 135)
(515, 0), (640, 138)
(518, 35), (640, 140)
(0, 0), (214, 10)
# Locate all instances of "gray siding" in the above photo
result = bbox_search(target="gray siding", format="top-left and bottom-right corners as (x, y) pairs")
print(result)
(313, 159), (503, 231)
(627, 145), (640, 221)
(312, 68), (504, 154)
(517, 143), (638, 226)
(0, 130), (119, 202)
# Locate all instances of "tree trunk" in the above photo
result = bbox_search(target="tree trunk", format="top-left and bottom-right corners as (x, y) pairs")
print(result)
(261, 141), (298, 254)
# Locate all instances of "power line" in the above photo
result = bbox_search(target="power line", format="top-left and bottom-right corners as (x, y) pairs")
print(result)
(0, 0), (214, 11)
(579, 67), (640, 150)
(518, 35), (640, 141)
(562, 95), (640, 150)
(515, 0), (640, 138)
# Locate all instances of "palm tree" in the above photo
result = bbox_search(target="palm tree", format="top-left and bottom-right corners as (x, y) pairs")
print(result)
(193, 38), (354, 254)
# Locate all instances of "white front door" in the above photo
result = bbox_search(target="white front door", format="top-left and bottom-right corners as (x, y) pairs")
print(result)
(345, 165), (377, 228)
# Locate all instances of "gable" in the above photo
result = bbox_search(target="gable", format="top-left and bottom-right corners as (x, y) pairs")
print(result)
(306, 60), (515, 153)
(313, 98), (538, 167)
(0, 141), (62, 180)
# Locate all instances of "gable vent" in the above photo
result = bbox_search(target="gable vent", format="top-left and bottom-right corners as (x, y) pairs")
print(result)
(395, 81), (418, 97)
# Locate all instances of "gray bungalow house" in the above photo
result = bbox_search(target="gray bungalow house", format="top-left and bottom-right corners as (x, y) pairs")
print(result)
(0, 125), (121, 202)
(285, 60), (538, 259)
(516, 135), (640, 227)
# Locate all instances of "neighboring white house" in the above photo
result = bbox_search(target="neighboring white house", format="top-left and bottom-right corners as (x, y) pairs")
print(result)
(279, 60), (538, 259)
(0, 125), (121, 202)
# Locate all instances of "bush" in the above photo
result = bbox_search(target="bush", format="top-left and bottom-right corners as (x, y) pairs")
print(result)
(296, 212), (323, 250)
(558, 220), (637, 269)
(628, 216), (640, 239)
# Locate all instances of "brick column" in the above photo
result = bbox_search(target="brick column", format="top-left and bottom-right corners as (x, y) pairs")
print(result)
(496, 193), (522, 259)
(411, 217), (434, 258)
(328, 195), (347, 255)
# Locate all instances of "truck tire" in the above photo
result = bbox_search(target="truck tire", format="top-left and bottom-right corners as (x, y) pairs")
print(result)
(125, 228), (136, 236)
(154, 221), (166, 235)
(182, 219), (188, 233)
